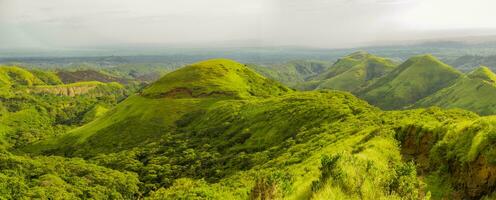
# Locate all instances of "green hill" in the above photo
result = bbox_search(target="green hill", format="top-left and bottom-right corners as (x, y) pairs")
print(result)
(468, 66), (496, 83)
(414, 66), (496, 115)
(142, 59), (290, 99)
(311, 51), (397, 92)
(0, 66), (45, 88)
(19, 58), (496, 199)
(359, 54), (463, 109)
(0, 65), (136, 148)
(26, 59), (290, 155)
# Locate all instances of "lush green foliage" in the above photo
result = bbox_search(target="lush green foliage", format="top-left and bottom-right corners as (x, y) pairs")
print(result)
(0, 151), (140, 199)
(142, 59), (290, 99)
(359, 54), (462, 109)
(4, 58), (496, 199)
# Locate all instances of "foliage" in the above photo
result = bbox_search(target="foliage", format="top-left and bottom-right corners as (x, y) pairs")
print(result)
(0, 152), (140, 199)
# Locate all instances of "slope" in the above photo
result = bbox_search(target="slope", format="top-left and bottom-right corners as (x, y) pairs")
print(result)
(249, 60), (331, 87)
(359, 54), (463, 109)
(17, 58), (496, 199)
(414, 66), (496, 115)
(313, 51), (397, 92)
(142, 59), (289, 99)
(25, 58), (290, 155)
(0, 66), (45, 88)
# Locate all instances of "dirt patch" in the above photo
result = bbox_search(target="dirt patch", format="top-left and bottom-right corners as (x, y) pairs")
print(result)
(144, 87), (236, 98)
(398, 125), (434, 174)
(397, 125), (496, 199)
(451, 155), (496, 198)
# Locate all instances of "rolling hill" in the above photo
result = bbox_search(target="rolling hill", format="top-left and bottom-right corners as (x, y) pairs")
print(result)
(358, 54), (463, 109)
(414, 66), (496, 115)
(26, 59), (291, 155)
(0, 65), (136, 149)
(309, 51), (398, 92)
(20, 58), (496, 199)
(249, 60), (331, 88)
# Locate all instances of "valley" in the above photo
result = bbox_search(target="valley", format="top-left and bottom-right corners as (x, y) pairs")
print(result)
(1, 53), (496, 199)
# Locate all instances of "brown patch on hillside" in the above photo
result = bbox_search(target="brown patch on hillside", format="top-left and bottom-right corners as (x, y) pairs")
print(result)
(397, 125), (496, 199)
(141, 87), (236, 98)
(451, 155), (496, 199)
(398, 125), (434, 173)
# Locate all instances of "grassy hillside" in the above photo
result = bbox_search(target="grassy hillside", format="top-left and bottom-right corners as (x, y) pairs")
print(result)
(0, 66), (138, 149)
(0, 66), (45, 89)
(312, 51), (397, 92)
(414, 66), (496, 115)
(26, 59), (290, 155)
(18, 58), (496, 199)
(359, 54), (462, 109)
(142, 59), (290, 99)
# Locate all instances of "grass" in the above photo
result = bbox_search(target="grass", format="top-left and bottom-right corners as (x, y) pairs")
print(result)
(359, 54), (463, 109)
(14, 57), (496, 199)
(415, 67), (496, 115)
(316, 53), (397, 92)
(0, 66), (45, 87)
(142, 58), (290, 99)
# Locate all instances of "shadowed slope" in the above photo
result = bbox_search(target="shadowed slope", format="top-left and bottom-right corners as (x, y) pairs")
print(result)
(314, 51), (397, 92)
(414, 66), (496, 115)
(359, 55), (462, 109)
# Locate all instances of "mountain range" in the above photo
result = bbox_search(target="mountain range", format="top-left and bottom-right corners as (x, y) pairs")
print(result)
(4, 57), (493, 199)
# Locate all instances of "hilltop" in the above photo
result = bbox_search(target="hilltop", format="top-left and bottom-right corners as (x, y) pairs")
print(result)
(358, 54), (462, 109)
(26, 59), (290, 154)
(309, 51), (397, 92)
(468, 66), (496, 83)
(142, 59), (290, 99)
(0, 66), (45, 88)
(414, 66), (496, 115)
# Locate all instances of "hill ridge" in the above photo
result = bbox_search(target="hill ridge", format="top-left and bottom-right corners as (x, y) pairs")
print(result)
(141, 58), (290, 99)
(359, 54), (462, 109)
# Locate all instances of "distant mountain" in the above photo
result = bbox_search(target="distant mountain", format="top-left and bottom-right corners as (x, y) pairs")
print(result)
(249, 60), (331, 87)
(309, 51), (397, 92)
(445, 54), (496, 72)
(414, 66), (496, 115)
(359, 54), (462, 109)
(57, 70), (131, 84)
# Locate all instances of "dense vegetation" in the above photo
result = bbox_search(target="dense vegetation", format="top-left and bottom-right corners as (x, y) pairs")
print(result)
(2, 57), (496, 199)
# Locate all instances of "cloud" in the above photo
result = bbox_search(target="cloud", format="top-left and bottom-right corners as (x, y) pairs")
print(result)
(0, 0), (495, 49)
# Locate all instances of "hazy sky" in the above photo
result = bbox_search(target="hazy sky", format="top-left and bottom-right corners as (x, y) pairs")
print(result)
(1, 0), (496, 49)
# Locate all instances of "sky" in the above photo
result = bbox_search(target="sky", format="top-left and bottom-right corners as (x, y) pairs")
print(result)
(1, 0), (496, 49)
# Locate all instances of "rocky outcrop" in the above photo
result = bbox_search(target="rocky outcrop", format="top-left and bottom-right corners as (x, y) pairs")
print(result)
(397, 124), (496, 199)
(31, 85), (98, 96)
